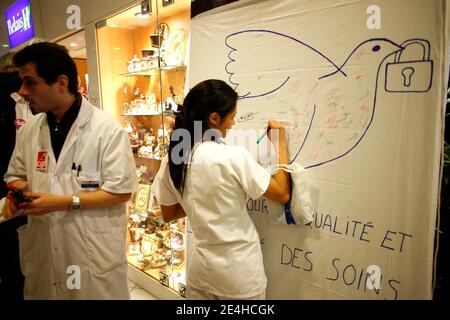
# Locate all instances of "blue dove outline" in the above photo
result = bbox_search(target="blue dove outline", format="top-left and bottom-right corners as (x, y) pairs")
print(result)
(224, 31), (435, 169)
(296, 39), (397, 168)
(225, 30), (347, 100)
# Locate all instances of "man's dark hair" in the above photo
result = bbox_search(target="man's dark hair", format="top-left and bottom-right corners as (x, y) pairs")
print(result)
(13, 42), (78, 95)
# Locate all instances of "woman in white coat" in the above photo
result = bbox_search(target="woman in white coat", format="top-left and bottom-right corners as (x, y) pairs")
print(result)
(2, 43), (138, 299)
(151, 79), (290, 299)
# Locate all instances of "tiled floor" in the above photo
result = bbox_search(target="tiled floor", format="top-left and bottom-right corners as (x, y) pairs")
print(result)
(128, 279), (158, 300)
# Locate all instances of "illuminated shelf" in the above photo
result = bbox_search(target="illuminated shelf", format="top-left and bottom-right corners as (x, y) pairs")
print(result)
(121, 111), (174, 117)
(134, 155), (163, 161)
(121, 112), (162, 116)
(119, 65), (186, 77)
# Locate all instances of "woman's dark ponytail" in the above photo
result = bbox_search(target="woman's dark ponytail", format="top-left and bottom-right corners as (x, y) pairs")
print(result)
(168, 79), (238, 194)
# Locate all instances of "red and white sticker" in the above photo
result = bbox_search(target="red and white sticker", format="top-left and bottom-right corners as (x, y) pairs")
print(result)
(15, 119), (26, 129)
(36, 151), (48, 171)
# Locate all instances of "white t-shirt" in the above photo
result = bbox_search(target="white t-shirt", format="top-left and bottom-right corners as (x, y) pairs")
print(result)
(0, 197), (6, 223)
(152, 141), (271, 298)
(11, 92), (33, 134)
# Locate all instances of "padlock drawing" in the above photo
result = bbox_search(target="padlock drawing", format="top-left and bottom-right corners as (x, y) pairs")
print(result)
(385, 39), (433, 93)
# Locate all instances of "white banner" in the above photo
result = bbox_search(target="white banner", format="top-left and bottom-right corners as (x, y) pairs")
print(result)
(189, 0), (446, 299)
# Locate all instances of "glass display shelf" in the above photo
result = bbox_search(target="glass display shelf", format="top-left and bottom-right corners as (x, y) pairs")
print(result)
(121, 110), (175, 117)
(121, 112), (162, 116)
(120, 65), (186, 77)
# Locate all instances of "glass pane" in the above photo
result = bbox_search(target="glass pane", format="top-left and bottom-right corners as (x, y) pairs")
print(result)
(95, 0), (190, 297)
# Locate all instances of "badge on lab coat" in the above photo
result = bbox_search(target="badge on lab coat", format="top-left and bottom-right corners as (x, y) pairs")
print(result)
(36, 151), (48, 171)
(77, 171), (102, 189)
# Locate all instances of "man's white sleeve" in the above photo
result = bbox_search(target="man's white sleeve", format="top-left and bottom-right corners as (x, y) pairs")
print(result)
(101, 127), (138, 194)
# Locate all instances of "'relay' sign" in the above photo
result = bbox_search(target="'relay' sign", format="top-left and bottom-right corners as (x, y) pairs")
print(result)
(4, 0), (35, 49)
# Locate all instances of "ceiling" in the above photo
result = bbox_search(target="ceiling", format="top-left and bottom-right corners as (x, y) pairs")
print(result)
(57, 30), (87, 59)
(107, 0), (190, 30)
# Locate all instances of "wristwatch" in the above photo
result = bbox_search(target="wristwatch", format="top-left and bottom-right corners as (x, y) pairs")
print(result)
(70, 195), (81, 212)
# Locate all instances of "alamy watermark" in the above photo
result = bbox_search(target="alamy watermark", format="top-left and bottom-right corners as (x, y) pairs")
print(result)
(66, 5), (81, 30)
(169, 121), (280, 171)
(66, 265), (81, 290)
(366, 264), (381, 290)
(366, 5), (381, 30)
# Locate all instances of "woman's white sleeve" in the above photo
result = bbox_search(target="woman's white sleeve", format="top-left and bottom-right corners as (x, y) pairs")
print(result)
(232, 146), (271, 200)
(151, 157), (179, 206)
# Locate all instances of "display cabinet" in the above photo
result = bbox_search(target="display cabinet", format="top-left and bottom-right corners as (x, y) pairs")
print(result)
(96, 0), (190, 298)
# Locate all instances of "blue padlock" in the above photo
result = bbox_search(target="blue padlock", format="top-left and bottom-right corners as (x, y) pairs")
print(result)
(385, 39), (433, 93)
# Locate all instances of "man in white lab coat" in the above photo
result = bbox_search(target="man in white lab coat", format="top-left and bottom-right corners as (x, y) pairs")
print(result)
(2, 42), (138, 299)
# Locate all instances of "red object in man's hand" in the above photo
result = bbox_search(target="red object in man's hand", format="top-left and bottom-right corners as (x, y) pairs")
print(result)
(6, 184), (31, 208)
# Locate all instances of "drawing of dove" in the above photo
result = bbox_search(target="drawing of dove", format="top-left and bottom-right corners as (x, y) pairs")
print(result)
(225, 30), (405, 169)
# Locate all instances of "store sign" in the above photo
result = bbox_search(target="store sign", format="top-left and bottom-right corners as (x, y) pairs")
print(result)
(4, 0), (35, 49)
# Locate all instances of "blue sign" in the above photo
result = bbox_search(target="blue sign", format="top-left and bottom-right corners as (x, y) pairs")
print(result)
(5, 0), (35, 49)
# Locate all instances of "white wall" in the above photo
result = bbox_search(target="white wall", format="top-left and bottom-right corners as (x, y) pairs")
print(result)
(38, 0), (139, 41)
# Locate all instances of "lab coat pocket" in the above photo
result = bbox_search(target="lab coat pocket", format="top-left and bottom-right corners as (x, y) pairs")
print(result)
(17, 224), (32, 276)
(17, 218), (54, 299)
(84, 227), (125, 276)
